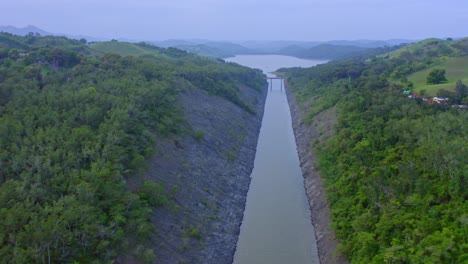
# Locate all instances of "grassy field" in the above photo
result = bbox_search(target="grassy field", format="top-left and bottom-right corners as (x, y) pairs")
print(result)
(407, 56), (468, 96)
(90, 41), (166, 57)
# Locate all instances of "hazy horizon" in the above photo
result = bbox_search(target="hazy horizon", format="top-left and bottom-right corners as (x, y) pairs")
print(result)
(2, 0), (467, 42)
(0, 24), (426, 43)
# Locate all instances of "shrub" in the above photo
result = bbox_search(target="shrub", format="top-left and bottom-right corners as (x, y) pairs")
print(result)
(189, 227), (202, 239)
(138, 181), (168, 207)
(193, 130), (205, 141)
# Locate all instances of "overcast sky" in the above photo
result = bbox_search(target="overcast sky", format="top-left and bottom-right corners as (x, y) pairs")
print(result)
(2, 0), (467, 41)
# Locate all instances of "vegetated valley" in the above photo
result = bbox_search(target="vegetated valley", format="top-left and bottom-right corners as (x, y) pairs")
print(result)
(1, 30), (467, 264)
(0, 33), (266, 263)
(280, 37), (468, 263)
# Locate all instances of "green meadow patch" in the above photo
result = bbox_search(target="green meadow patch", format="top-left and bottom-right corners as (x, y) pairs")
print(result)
(408, 56), (468, 96)
(90, 41), (168, 57)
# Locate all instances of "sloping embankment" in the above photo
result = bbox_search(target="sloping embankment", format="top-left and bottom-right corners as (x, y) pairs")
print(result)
(142, 83), (267, 263)
(285, 83), (348, 264)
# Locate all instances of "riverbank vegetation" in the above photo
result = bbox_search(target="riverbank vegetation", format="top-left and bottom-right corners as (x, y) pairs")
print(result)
(0, 33), (265, 262)
(280, 37), (468, 263)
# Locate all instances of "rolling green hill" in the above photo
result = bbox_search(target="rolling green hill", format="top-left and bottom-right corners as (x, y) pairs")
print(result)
(278, 43), (369, 60)
(386, 38), (455, 58)
(0, 33), (266, 263)
(0, 32), (94, 55)
(170, 42), (257, 58)
(90, 41), (167, 57)
(172, 44), (234, 58)
(381, 37), (468, 97)
(408, 56), (468, 96)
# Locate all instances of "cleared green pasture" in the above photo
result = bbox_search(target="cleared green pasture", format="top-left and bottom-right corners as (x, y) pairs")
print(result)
(90, 41), (164, 57)
(407, 56), (468, 96)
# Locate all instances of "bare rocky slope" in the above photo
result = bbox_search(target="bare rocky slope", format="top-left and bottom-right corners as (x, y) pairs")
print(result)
(139, 83), (267, 263)
(285, 82), (349, 264)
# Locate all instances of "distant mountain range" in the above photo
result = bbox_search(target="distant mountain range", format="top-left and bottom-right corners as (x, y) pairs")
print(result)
(0, 25), (106, 42)
(278, 44), (370, 60)
(0, 25), (50, 36)
(152, 38), (418, 59)
(0, 25), (417, 60)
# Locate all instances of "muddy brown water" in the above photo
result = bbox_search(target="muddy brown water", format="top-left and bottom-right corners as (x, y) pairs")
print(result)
(225, 55), (326, 264)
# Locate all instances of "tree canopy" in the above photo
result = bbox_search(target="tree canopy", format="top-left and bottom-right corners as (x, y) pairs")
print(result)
(280, 37), (468, 263)
(0, 33), (265, 263)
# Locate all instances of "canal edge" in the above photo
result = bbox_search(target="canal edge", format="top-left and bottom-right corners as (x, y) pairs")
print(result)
(284, 79), (349, 264)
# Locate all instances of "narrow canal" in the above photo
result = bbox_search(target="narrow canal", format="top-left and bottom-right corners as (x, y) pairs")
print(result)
(225, 55), (326, 264)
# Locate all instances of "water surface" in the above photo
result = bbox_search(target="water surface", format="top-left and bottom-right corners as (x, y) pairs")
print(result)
(225, 55), (326, 264)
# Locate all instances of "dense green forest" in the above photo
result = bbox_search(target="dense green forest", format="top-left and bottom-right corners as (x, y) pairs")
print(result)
(280, 38), (468, 263)
(0, 33), (265, 263)
(278, 44), (370, 60)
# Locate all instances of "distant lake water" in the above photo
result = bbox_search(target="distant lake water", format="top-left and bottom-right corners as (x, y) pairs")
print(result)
(226, 54), (325, 77)
(225, 55), (326, 264)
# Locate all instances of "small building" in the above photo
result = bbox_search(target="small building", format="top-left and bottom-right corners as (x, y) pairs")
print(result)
(432, 97), (449, 104)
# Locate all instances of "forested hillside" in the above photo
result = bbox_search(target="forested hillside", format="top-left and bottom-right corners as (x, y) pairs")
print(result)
(280, 38), (468, 263)
(278, 44), (369, 60)
(0, 33), (265, 263)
